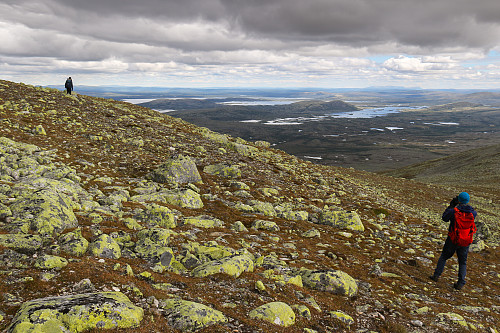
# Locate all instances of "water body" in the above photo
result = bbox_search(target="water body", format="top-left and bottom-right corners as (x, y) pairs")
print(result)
(258, 105), (428, 125)
(219, 98), (307, 106)
(328, 105), (427, 119)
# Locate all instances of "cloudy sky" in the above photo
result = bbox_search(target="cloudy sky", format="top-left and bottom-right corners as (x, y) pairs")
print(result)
(1, 0), (499, 89)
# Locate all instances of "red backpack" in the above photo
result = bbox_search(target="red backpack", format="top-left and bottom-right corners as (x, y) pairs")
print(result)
(449, 207), (476, 247)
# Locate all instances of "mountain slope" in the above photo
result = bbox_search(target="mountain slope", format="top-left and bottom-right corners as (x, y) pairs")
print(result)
(0, 80), (498, 332)
(382, 143), (500, 198)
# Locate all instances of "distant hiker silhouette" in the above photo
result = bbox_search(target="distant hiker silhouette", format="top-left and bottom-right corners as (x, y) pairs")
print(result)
(65, 77), (73, 95)
(429, 192), (477, 290)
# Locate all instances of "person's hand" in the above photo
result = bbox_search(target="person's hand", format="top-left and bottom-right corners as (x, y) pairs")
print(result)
(449, 196), (459, 207)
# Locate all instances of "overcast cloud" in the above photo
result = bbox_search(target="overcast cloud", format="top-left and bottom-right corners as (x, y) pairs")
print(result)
(1, 0), (499, 88)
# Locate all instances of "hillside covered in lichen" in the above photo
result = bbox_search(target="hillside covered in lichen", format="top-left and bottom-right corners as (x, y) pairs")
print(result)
(0, 79), (498, 332)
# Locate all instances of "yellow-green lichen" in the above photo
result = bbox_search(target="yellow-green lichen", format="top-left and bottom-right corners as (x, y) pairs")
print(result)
(318, 209), (364, 232)
(191, 255), (254, 278)
(248, 302), (296, 327)
(161, 298), (227, 332)
(299, 269), (358, 296)
(8, 292), (144, 333)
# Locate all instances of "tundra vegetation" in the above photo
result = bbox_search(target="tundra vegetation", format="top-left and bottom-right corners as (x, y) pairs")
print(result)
(0, 79), (498, 332)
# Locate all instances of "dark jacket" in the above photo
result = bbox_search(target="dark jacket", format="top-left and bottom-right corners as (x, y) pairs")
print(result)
(442, 203), (477, 233)
(65, 79), (73, 90)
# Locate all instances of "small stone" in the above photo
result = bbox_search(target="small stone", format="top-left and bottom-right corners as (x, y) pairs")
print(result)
(255, 280), (266, 291)
(411, 320), (424, 327)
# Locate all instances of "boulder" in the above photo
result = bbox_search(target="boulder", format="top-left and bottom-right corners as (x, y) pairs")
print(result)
(330, 310), (355, 326)
(148, 155), (202, 185)
(131, 188), (203, 209)
(227, 142), (258, 157)
(183, 215), (224, 228)
(318, 209), (364, 232)
(249, 302), (296, 327)
(230, 221), (248, 232)
(9, 188), (78, 236)
(203, 164), (241, 179)
(251, 219), (280, 231)
(34, 255), (68, 270)
(160, 298), (227, 332)
(88, 234), (121, 259)
(247, 200), (277, 217)
(0, 234), (43, 254)
(299, 269), (358, 296)
(302, 229), (321, 238)
(191, 255), (254, 278)
(7, 292), (143, 332)
(135, 204), (176, 228)
(134, 228), (176, 260)
(184, 242), (237, 261)
(59, 229), (89, 256)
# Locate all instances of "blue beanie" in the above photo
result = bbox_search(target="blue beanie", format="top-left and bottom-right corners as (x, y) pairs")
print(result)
(458, 192), (470, 204)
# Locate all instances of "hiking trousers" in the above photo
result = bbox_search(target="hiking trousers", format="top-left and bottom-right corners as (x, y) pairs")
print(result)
(433, 236), (469, 287)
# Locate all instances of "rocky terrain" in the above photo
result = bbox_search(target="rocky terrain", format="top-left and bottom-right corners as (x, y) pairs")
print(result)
(0, 79), (498, 332)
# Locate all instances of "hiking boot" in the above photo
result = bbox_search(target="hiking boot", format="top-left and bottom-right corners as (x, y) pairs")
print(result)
(429, 275), (439, 282)
(453, 282), (464, 290)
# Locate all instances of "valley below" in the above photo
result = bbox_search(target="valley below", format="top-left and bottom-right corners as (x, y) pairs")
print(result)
(138, 92), (500, 173)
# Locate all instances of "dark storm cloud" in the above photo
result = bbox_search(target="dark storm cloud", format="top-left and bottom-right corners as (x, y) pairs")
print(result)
(31, 0), (500, 48)
(1, 0), (499, 87)
(4, 0), (499, 51)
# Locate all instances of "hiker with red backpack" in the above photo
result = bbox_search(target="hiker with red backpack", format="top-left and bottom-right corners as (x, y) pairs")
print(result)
(429, 192), (477, 290)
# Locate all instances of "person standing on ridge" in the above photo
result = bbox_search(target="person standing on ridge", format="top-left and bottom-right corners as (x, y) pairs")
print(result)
(429, 192), (477, 290)
(65, 77), (73, 95)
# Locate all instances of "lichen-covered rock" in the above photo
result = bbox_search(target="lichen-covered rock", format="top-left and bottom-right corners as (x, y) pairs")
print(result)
(436, 312), (468, 328)
(302, 229), (321, 238)
(148, 155), (202, 185)
(203, 163), (241, 179)
(0, 202), (12, 218)
(134, 228), (176, 260)
(131, 188), (203, 209)
(258, 187), (279, 197)
(88, 234), (121, 259)
(10, 176), (88, 207)
(9, 188), (78, 236)
(248, 302), (296, 327)
(279, 210), (309, 221)
(227, 141), (259, 157)
(247, 200), (277, 217)
(7, 292), (143, 332)
(191, 255), (254, 278)
(184, 242), (237, 261)
(59, 229), (89, 256)
(318, 209), (364, 232)
(0, 234), (43, 254)
(299, 269), (358, 296)
(34, 255), (68, 270)
(183, 215), (224, 228)
(251, 219), (280, 231)
(330, 310), (354, 326)
(160, 298), (227, 332)
(135, 203), (176, 228)
(230, 221), (248, 232)
(292, 305), (311, 320)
